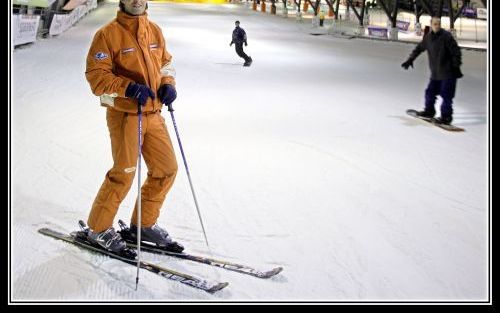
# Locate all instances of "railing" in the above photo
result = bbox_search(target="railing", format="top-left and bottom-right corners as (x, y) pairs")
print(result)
(13, 0), (100, 46)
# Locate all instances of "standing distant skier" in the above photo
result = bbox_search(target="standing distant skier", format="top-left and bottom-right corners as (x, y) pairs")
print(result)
(230, 20), (252, 67)
(319, 10), (325, 27)
(401, 16), (463, 125)
(84, 0), (183, 256)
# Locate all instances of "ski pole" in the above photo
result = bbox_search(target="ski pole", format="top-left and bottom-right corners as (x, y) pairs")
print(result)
(167, 103), (210, 248)
(135, 103), (143, 291)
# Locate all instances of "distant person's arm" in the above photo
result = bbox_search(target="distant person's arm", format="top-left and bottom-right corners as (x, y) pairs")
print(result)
(402, 37), (427, 70)
(408, 36), (427, 61)
(446, 34), (463, 78)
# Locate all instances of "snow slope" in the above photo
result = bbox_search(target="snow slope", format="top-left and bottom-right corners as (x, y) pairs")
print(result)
(11, 1), (488, 301)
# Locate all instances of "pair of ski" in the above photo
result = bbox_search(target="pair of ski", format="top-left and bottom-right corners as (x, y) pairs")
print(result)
(39, 221), (283, 294)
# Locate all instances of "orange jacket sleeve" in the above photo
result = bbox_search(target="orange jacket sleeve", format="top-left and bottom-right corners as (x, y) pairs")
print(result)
(85, 30), (134, 97)
(159, 33), (176, 87)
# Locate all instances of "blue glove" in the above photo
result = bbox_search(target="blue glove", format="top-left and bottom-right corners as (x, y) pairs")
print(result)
(125, 83), (155, 106)
(157, 84), (177, 106)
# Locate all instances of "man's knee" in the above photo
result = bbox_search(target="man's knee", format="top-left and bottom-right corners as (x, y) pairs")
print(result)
(441, 81), (457, 99)
(151, 160), (178, 180)
(104, 168), (136, 197)
(425, 84), (438, 95)
(108, 166), (136, 185)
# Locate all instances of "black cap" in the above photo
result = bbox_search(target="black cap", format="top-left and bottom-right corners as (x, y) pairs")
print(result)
(235, 20), (240, 24)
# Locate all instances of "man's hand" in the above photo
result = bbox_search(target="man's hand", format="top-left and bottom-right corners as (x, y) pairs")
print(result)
(452, 67), (463, 78)
(244, 41), (248, 46)
(401, 59), (414, 70)
(125, 83), (155, 106)
(157, 84), (177, 106)
(230, 42), (233, 47)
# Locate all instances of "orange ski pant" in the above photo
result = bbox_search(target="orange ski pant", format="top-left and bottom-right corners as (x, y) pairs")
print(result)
(87, 108), (178, 232)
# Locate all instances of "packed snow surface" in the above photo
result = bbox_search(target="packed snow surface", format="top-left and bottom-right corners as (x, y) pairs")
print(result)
(11, 1), (488, 301)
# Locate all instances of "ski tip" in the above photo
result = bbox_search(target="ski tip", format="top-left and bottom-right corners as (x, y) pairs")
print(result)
(207, 282), (229, 293)
(38, 227), (50, 234)
(260, 266), (283, 278)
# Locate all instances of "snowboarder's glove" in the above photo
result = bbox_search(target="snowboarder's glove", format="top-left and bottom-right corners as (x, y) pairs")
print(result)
(452, 67), (463, 79)
(158, 84), (177, 106)
(401, 59), (414, 70)
(230, 41), (233, 47)
(125, 83), (155, 107)
(244, 41), (248, 46)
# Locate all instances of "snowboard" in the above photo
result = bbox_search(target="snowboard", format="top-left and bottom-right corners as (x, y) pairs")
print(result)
(406, 109), (465, 132)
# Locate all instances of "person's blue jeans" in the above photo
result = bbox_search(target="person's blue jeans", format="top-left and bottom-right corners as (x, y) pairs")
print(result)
(424, 78), (457, 118)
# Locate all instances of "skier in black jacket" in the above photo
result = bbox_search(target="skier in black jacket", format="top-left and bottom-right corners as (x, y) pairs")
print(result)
(230, 21), (252, 67)
(401, 17), (463, 125)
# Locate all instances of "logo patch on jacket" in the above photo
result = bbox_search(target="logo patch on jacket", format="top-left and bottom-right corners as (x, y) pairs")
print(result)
(121, 47), (135, 53)
(94, 52), (109, 60)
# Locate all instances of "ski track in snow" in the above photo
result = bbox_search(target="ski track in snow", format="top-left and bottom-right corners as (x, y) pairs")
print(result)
(11, 2), (487, 301)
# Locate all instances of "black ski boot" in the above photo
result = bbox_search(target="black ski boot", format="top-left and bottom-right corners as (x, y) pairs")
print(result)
(125, 222), (184, 253)
(80, 221), (137, 259)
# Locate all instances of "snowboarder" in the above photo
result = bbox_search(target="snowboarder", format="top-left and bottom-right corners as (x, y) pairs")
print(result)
(84, 0), (183, 254)
(230, 20), (252, 67)
(401, 16), (463, 125)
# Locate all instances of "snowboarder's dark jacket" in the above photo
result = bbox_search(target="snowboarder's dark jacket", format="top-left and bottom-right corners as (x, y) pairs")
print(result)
(231, 26), (247, 45)
(408, 29), (463, 80)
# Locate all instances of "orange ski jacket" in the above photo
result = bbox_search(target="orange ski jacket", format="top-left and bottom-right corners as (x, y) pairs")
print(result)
(86, 10), (175, 113)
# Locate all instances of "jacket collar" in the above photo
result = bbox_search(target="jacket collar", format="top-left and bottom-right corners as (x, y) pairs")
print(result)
(431, 29), (444, 37)
(116, 10), (149, 34)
